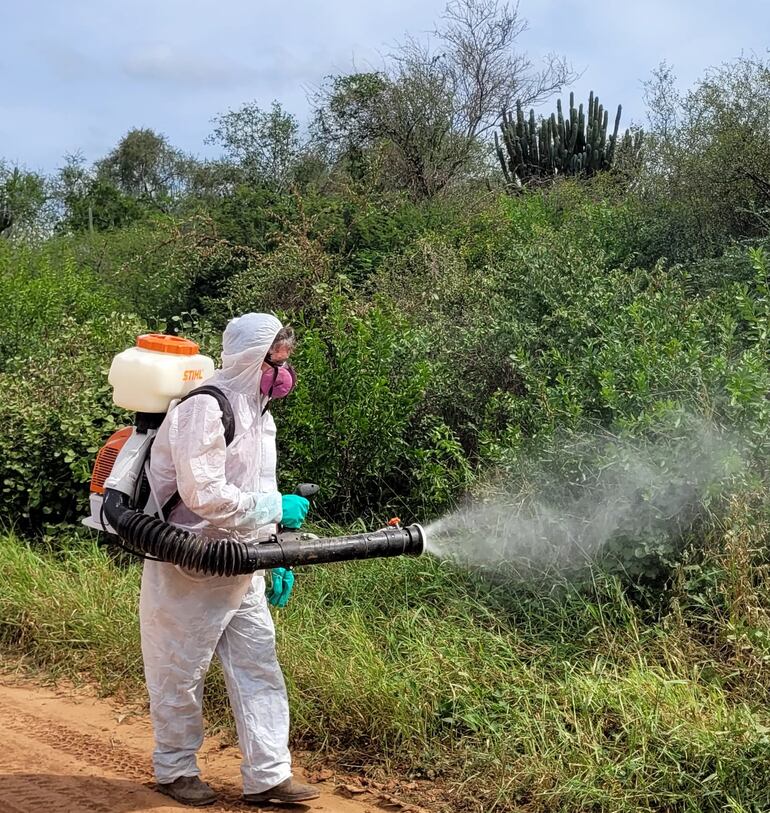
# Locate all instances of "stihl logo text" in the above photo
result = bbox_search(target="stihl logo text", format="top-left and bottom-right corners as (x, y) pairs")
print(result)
(183, 370), (204, 382)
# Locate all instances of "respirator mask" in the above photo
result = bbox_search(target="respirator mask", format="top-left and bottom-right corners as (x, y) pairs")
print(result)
(260, 356), (296, 412)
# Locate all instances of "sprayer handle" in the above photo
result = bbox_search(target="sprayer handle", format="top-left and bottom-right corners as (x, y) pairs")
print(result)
(294, 483), (320, 499)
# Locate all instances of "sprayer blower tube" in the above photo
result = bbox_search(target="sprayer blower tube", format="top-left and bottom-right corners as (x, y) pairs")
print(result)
(102, 489), (425, 576)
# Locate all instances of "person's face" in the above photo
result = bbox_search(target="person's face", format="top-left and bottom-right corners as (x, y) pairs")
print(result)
(261, 344), (292, 372)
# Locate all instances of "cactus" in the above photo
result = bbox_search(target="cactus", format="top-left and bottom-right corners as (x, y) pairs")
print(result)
(495, 91), (641, 187)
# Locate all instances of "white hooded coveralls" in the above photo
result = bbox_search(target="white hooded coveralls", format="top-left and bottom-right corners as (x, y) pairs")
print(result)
(142, 313), (291, 794)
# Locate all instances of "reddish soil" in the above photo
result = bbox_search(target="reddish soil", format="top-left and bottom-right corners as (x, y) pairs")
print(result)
(0, 679), (431, 813)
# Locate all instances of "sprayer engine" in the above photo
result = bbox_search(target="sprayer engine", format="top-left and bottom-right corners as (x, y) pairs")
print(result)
(82, 333), (426, 575)
(83, 419), (163, 535)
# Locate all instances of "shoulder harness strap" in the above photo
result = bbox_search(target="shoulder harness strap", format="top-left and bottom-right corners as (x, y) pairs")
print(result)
(160, 385), (236, 519)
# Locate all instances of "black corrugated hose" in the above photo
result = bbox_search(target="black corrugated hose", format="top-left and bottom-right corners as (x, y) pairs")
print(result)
(102, 489), (424, 576)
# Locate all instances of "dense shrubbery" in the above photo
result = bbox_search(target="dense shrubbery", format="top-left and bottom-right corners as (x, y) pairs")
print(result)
(274, 296), (472, 519)
(1, 180), (768, 575)
(0, 314), (142, 526)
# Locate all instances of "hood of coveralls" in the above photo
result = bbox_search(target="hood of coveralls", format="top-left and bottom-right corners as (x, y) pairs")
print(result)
(219, 313), (283, 394)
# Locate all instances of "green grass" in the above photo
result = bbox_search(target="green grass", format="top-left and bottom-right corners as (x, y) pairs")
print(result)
(0, 531), (142, 686)
(2, 529), (770, 812)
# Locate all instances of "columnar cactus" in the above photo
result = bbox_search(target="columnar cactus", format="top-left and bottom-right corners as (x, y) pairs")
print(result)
(495, 91), (641, 186)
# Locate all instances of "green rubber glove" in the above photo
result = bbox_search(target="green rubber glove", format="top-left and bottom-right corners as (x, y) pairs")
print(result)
(281, 494), (309, 529)
(268, 567), (295, 608)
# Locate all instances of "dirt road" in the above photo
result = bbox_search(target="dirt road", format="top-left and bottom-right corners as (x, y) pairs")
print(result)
(0, 679), (413, 813)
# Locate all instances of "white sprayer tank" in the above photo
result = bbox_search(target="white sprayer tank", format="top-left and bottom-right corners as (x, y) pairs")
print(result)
(108, 333), (215, 413)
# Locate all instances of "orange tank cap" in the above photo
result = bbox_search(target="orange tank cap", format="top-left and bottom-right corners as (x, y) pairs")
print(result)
(136, 333), (200, 356)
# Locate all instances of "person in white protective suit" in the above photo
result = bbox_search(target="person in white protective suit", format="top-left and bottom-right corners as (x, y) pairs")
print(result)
(142, 313), (319, 807)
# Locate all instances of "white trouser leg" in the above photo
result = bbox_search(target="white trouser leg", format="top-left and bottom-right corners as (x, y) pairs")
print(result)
(215, 573), (292, 794)
(139, 560), (253, 784)
(145, 662), (209, 782)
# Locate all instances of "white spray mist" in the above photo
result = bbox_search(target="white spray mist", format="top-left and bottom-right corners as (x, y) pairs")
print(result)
(425, 420), (744, 581)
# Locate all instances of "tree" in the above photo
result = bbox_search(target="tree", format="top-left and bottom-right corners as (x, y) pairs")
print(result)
(182, 159), (243, 202)
(52, 131), (199, 231)
(97, 128), (189, 209)
(312, 73), (388, 183)
(313, 0), (576, 198)
(0, 161), (49, 239)
(639, 61), (682, 186)
(53, 153), (146, 233)
(207, 101), (304, 190)
(643, 61), (681, 143)
(640, 55), (770, 253)
(426, 0), (572, 136)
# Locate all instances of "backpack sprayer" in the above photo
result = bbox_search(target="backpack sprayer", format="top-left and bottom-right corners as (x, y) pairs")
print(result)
(83, 333), (425, 576)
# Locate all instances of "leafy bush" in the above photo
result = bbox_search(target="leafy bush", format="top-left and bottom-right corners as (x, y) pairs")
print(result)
(208, 223), (340, 322)
(362, 209), (770, 587)
(0, 314), (142, 528)
(274, 295), (472, 520)
(0, 239), (122, 364)
(60, 217), (252, 324)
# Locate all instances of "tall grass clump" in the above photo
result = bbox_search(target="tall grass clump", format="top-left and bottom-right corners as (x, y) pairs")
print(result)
(0, 531), (142, 688)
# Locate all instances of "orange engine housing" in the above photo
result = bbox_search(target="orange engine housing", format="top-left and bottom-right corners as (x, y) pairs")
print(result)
(90, 427), (133, 494)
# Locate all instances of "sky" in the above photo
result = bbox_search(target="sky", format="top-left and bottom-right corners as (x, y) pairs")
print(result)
(1, 0), (768, 174)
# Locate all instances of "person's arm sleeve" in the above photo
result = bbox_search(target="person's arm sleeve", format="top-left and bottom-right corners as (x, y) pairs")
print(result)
(169, 396), (281, 529)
